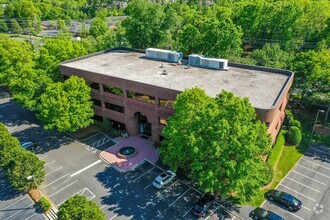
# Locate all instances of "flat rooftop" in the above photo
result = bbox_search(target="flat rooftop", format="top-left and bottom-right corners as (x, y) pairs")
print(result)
(61, 49), (292, 109)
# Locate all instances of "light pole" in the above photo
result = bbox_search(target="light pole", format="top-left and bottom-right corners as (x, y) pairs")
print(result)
(312, 110), (325, 134)
(27, 175), (41, 200)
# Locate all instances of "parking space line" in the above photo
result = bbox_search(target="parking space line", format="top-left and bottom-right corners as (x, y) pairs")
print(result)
(44, 160), (55, 167)
(0, 196), (28, 210)
(205, 205), (220, 220)
(45, 167), (63, 176)
(49, 180), (78, 197)
(100, 205), (106, 209)
(39, 155), (49, 160)
(70, 160), (102, 177)
(144, 183), (153, 190)
(56, 187), (95, 206)
(302, 205), (311, 211)
(156, 180), (179, 198)
(4, 203), (34, 220)
(231, 216), (236, 220)
(132, 167), (155, 182)
(310, 146), (330, 156)
(41, 173), (70, 189)
(80, 132), (102, 142)
(280, 184), (316, 201)
(286, 177), (321, 193)
(182, 206), (194, 217)
(297, 164), (330, 178)
(168, 188), (190, 207)
(109, 213), (118, 220)
(25, 213), (37, 220)
(291, 170), (326, 185)
(280, 208), (305, 220)
(301, 157), (330, 171)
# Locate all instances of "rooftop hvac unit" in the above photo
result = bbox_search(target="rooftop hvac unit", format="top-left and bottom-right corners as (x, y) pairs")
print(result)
(145, 48), (183, 63)
(188, 54), (229, 70)
(188, 54), (203, 66)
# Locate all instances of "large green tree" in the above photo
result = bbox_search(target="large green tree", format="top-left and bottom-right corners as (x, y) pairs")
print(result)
(90, 17), (108, 37)
(58, 195), (105, 220)
(160, 88), (271, 202)
(37, 76), (94, 132)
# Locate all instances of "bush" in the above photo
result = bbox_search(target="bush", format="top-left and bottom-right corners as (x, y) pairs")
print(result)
(289, 119), (301, 128)
(39, 197), (51, 212)
(286, 126), (302, 145)
(284, 110), (294, 126)
(101, 118), (111, 133)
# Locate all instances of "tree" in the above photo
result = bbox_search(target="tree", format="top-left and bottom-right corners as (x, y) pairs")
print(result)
(90, 17), (108, 37)
(286, 126), (302, 145)
(0, 19), (8, 32)
(0, 124), (21, 168)
(160, 88), (271, 202)
(291, 47), (330, 107)
(251, 43), (291, 69)
(58, 195), (105, 220)
(7, 148), (45, 191)
(10, 19), (23, 34)
(37, 76), (94, 132)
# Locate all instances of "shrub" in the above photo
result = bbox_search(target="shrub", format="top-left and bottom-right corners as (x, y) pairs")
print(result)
(286, 126), (302, 145)
(101, 118), (111, 133)
(39, 197), (51, 212)
(289, 119), (301, 128)
(284, 110), (294, 126)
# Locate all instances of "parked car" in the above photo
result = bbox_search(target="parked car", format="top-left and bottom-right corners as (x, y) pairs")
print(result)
(20, 140), (37, 150)
(152, 170), (176, 189)
(249, 207), (284, 220)
(192, 193), (215, 217)
(266, 190), (302, 211)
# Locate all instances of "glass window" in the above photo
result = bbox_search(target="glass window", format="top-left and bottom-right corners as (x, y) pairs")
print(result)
(159, 98), (174, 109)
(92, 99), (101, 106)
(127, 90), (155, 104)
(103, 85), (123, 96)
(89, 82), (100, 90)
(105, 102), (124, 113)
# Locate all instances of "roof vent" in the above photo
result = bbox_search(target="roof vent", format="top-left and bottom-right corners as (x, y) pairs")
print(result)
(188, 54), (229, 70)
(161, 69), (167, 75)
(146, 48), (183, 63)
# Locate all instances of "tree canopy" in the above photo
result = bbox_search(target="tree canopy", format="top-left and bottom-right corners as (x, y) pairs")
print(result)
(58, 195), (105, 220)
(37, 75), (94, 132)
(160, 88), (272, 202)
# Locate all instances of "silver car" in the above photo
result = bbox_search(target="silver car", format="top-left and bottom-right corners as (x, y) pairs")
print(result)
(152, 170), (176, 189)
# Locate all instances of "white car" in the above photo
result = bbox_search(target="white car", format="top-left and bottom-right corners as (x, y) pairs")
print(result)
(152, 170), (176, 189)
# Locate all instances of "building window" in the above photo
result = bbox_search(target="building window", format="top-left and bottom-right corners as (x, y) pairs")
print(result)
(159, 98), (174, 109)
(93, 115), (103, 122)
(89, 82), (100, 90)
(92, 99), (101, 106)
(159, 117), (168, 126)
(265, 122), (270, 127)
(105, 102), (124, 113)
(127, 90), (155, 104)
(103, 85), (123, 96)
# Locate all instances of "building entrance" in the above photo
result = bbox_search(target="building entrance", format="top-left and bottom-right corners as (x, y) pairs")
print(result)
(135, 112), (151, 136)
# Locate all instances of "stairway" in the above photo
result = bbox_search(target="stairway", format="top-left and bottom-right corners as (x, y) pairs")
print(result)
(45, 206), (58, 220)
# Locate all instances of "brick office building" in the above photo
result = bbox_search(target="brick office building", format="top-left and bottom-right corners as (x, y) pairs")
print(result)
(60, 48), (294, 143)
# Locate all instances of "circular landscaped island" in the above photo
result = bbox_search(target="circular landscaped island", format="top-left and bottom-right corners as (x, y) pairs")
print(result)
(118, 146), (137, 159)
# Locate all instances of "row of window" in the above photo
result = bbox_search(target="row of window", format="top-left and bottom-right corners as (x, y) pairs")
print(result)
(89, 82), (174, 109)
(92, 99), (125, 113)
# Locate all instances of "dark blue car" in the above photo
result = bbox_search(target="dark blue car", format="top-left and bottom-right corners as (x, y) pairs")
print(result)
(249, 207), (284, 220)
(266, 190), (302, 212)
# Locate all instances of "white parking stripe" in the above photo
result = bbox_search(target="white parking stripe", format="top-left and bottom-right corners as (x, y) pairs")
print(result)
(168, 188), (190, 207)
(109, 214), (118, 220)
(4, 203), (34, 220)
(281, 208), (305, 220)
(45, 167), (63, 176)
(44, 160), (55, 167)
(144, 183), (153, 190)
(280, 184), (316, 201)
(297, 164), (330, 178)
(100, 205), (106, 209)
(182, 206), (194, 217)
(286, 177), (321, 193)
(155, 181), (178, 198)
(310, 147), (330, 156)
(0, 196), (28, 210)
(49, 180), (78, 197)
(41, 173), (70, 189)
(291, 170), (326, 185)
(39, 155), (49, 160)
(231, 216), (236, 220)
(25, 213), (37, 220)
(301, 157), (330, 171)
(133, 167), (155, 182)
(70, 160), (102, 177)
(302, 206), (311, 211)
(205, 205), (220, 220)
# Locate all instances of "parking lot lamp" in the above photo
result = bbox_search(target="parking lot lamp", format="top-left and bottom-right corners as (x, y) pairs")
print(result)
(312, 110), (325, 134)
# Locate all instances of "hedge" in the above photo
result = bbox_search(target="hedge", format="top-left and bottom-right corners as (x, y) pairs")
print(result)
(267, 129), (286, 168)
(289, 119), (301, 128)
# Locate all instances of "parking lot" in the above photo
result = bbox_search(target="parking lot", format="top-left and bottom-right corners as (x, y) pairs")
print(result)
(262, 144), (330, 220)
